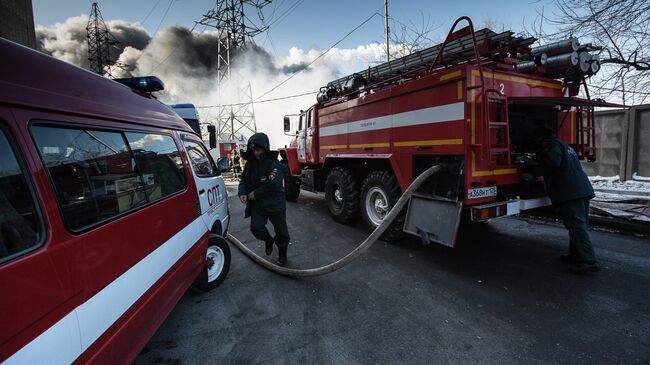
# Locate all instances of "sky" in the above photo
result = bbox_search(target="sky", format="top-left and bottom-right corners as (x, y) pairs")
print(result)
(32, 0), (556, 58)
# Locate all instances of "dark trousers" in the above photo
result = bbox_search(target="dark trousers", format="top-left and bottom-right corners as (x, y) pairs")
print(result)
(250, 212), (290, 250)
(558, 198), (596, 263)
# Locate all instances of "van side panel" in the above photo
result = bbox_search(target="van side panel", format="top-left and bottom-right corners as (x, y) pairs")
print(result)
(80, 232), (208, 365)
(4, 109), (206, 363)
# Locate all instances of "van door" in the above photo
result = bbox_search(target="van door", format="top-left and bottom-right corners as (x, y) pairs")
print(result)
(0, 117), (81, 363)
(179, 133), (229, 236)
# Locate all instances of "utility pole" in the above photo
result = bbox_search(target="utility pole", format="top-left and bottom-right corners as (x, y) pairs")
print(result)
(86, 2), (116, 76)
(196, 1), (270, 142)
(384, 0), (390, 62)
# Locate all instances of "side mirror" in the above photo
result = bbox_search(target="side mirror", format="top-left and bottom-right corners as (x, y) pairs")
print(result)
(216, 157), (229, 173)
(283, 116), (290, 133)
(207, 125), (217, 149)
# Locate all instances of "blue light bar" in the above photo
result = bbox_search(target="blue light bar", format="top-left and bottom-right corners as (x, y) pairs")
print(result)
(114, 76), (165, 93)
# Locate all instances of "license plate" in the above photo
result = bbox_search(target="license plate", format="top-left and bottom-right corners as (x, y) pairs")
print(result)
(468, 186), (497, 199)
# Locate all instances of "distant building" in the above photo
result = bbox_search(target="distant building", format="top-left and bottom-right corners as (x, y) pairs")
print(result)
(0, 0), (37, 49)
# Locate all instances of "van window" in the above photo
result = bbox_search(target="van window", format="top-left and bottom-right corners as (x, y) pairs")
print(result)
(182, 137), (219, 177)
(32, 125), (147, 231)
(125, 132), (186, 201)
(0, 129), (43, 262)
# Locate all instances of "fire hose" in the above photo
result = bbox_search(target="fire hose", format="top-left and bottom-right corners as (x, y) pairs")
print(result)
(225, 164), (443, 278)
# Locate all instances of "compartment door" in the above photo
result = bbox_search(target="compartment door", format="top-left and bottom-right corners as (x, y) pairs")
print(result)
(403, 194), (463, 247)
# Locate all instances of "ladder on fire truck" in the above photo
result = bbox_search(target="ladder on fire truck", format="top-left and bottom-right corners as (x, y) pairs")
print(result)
(575, 81), (597, 161)
(326, 22), (535, 92)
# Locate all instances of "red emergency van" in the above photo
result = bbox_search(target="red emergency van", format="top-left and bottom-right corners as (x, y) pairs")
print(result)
(0, 38), (231, 363)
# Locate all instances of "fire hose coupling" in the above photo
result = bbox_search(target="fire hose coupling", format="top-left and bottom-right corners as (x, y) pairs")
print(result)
(226, 164), (444, 278)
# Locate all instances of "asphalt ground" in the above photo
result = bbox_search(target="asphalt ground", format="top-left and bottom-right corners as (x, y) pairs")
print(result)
(135, 180), (650, 365)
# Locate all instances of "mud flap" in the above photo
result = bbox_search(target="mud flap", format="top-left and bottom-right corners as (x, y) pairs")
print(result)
(403, 194), (463, 247)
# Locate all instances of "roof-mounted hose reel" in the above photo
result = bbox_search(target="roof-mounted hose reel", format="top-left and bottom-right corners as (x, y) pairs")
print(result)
(342, 74), (368, 94)
(516, 37), (602, 80)
(316, 86), (339, 103)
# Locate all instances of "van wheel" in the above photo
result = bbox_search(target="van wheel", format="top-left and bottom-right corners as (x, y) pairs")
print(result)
(360, 171), (404, 242)
(193, 235), (230, 292)
(283, 163), (301, 202)
(325, 166), (360, 224)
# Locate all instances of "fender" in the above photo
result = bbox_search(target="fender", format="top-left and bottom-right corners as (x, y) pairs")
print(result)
(279, 147), (301, 176)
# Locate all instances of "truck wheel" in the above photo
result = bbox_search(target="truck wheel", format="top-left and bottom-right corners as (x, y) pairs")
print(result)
(325, 166), (360, 224)
(193, 235), (231, 292)
(283, 163), (301, 202)
(360, 171), (404, 242)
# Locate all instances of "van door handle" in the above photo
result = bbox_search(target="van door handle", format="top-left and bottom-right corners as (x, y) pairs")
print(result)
(199, 189), (205, 195)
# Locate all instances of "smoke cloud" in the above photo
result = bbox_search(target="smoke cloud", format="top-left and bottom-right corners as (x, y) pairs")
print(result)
(36, 15), (387, 147)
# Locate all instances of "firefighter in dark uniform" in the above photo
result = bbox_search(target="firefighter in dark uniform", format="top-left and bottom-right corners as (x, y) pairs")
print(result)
(531, 127), (599, 274)
(238, 133), (290, 266)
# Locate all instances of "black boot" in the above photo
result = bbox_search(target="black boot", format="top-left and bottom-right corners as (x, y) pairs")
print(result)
(265, 238), (274, 256)
(276, 246), (287, 267)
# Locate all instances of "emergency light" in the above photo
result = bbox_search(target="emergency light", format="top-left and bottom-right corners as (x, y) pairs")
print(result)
(114, 76), (165, 93)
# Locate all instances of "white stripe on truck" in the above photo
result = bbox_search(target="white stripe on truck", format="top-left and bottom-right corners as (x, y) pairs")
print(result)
(319, 102), (465, 137)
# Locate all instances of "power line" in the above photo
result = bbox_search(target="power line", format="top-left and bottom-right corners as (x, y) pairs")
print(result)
(195, 91), (317, 108)
(129, 0), (174, 72)
(266, 0), (303, 30)
(151, 0), (174, 40)
(141, 0), (163, 25)
(254, 11), (381, 102)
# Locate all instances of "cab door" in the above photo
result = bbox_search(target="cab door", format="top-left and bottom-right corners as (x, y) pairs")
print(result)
(179, 133), (229, 235)
(305, 108), (319, 164)
(297, 111), (307, 163)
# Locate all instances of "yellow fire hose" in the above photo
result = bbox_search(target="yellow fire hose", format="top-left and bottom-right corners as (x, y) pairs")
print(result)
(226, 164), (443, 278)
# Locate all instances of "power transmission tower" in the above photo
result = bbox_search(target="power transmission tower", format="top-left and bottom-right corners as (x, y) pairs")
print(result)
(86, 2), (118, 77)
(196, 1), (270, 142)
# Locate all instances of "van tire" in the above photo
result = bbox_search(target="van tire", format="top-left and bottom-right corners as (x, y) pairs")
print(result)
(193, 234), (230, 292)
(360, 170), (404, 242)
(325, 166), (360, 224)
(283, 163), (301, 202)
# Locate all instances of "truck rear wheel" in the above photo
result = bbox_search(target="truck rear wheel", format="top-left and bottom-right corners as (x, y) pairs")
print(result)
(360, 170), (404, 242)
(283, 162), (301, 202)
(325, 166), (360, 224)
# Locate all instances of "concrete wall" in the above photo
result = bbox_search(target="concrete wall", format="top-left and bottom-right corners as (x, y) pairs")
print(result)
(627, 107), (650, 178)
(0, 0), (36, 49)
(582, 104), (650, 179)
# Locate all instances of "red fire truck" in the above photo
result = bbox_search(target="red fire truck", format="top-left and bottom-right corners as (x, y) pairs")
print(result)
(280, 17), (618, 246)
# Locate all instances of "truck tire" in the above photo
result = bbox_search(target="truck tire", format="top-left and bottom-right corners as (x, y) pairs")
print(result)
(360, 170), (404, 242)
(193, 234), (231, 292)
(325, 166), (360, 224)
(283, 162), (301, 202)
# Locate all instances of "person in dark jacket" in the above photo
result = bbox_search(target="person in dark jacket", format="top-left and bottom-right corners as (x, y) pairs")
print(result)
(231, 150), (241, 178)
(531, 127), (599, 274)
(238, 133), (290, 266)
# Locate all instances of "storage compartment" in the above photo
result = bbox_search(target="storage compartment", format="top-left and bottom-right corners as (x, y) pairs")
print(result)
(508, 105), (558, 162)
